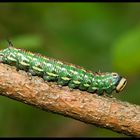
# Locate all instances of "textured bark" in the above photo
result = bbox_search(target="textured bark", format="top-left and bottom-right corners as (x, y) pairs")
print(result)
(0, 63), (139, 137)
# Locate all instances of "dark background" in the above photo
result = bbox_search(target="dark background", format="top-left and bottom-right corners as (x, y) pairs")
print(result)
(0, 3), (139, 137)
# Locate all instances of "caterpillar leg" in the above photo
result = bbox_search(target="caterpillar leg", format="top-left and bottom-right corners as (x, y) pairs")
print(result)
(79, 84), (89, 91)
(87, 86), (97, 93)
(43, 75), (57, 81)
(97, 90), (104, 96)
(57, 77), (70, 86)
(29, 69), (38, 76)
(68, 81), (80, 89)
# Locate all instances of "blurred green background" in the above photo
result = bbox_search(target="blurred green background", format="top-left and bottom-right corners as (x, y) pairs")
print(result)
(0, 2), (139, 137)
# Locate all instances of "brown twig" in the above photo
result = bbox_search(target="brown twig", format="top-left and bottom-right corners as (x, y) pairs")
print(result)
(0, 63), (139, 137)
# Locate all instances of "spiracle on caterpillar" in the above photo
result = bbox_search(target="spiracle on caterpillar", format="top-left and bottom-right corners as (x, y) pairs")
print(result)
(0, 41), (127, 96)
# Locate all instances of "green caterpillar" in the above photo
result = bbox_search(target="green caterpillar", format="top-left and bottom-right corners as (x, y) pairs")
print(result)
(0, 42), (127, 95)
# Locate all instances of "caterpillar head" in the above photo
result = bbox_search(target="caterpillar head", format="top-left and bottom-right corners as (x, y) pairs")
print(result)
(111, 73), (127, 93)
